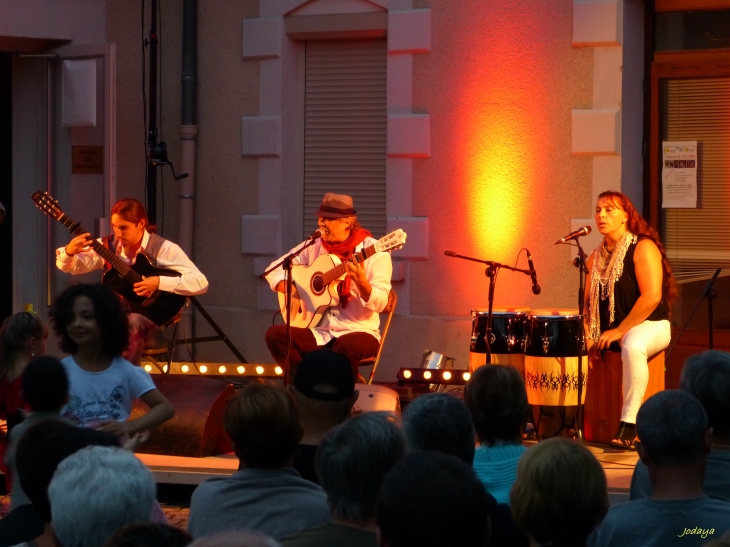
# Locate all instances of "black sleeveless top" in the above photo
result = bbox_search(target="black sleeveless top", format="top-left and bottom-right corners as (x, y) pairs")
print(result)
(598, 235), (669, 337)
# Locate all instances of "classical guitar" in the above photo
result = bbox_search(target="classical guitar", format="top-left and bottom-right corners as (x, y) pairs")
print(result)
(32, 191), (187, 327)
(276, 229), (407, 328)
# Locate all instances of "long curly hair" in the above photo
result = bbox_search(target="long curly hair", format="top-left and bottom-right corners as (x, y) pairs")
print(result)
(597, 190), (678, 309)
(49, 283), (129, 356)
(0, 312), (49, 380)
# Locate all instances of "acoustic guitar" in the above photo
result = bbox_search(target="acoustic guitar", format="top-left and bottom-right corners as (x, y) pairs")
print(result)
(32, 191), (187, 327)
(276, 229), (407, 328)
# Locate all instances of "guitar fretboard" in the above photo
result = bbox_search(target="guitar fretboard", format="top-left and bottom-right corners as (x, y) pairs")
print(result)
(58, 213), (143, 284)
(320, 245), (376, 285)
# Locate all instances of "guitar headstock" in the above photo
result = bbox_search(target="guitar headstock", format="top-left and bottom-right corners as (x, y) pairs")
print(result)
(31, 191), (64, 221)
(375, 229), (407, 254)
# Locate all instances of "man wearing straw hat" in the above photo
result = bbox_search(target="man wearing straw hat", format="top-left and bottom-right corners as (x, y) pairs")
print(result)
(264, 193), (392, 379)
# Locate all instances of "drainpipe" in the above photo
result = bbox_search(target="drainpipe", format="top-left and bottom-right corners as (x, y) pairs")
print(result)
(179, 0), (197, 256)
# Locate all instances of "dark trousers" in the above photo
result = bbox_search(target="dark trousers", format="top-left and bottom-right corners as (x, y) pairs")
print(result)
(265, 325), (380, 378)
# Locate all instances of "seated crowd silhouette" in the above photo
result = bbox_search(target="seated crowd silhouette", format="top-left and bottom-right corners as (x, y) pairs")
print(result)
(2, 284), (730, 547)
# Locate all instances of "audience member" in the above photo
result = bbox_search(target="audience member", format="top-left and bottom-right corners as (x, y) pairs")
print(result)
(289, 350), (359, 484)
(49, 283), (174, 435)
(589, 390), (730, 547)
(511, 437), (608, 547)
(0, 311), (48, 488)
(401, 392), (475, 464)
(187, 382), (330, 540)
(376, 451), (490, 547)
(49, 445), (157, 547)
(281, 412), (405, 546)
(103, 523), (193, 547)
(188, 531), (281, 547)
(464, 364), (529, 504)
(630, 350), (730, 501)
(4, 356), (71, 510)
(0, 420), (119, 547)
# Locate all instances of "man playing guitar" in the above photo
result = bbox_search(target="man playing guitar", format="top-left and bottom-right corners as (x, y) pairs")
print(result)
(264, 193), (393, 378)
(55, 198), (208, 364)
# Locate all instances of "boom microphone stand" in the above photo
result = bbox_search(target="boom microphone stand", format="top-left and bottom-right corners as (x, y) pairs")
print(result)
(570, 238), (590, 440)
(444, 251), (533, 366)
(262, 237), (320, 384)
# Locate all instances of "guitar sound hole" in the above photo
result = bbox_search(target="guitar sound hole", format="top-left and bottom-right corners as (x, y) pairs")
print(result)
(312, 275), (325, 294)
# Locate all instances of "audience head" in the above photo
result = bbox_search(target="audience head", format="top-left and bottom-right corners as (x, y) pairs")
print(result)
(464, 364), (530, 446)
(21, 356), (69, 412)
(401, 393), (475, 464)
(292, 350), (358, 426)
(376, 452), (489, 547)
(50, 283), (129, 355)
(223, 381), (302, 467)
(680, 350), (730, 439)
(316, 412), (405, 524)
(0, 311), (49, 379)
(188, 531), (281, 547)
(16, 420), (119, 522)
(636, 390), (710, 468)
(49, 445), (157, 547)
(103, 524), (193, 547)
(510, 437), (608, 546)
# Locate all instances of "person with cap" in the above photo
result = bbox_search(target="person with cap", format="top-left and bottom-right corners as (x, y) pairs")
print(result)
(264, 193), (392, 379)
(289, 350), (360, 484)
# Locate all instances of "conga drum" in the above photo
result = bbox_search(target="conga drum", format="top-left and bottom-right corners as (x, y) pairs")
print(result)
(524, 309), (587, 439)
(469, 307), (530, 374)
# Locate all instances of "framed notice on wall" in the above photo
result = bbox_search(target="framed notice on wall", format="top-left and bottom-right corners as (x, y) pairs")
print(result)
(72, 146), (104, 175)
(662, 141), (697, 208)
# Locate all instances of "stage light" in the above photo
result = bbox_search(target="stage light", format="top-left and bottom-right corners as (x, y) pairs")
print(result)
(275, 366), (283, 375)
(162, 365), (168, 373)
(181, 364), (189, 373)
(397, 368), (471, 386)
(237, 365), (245, 374)
(443, 371), (452, 381)
(143, 364), (153, 373)
(423, 370), (432, 380)
(199, 365), (208, 373)
(463, 372), (471, 381)
(218, 365), (227, 374)
(403, 370), (412, 379)
(256, 366), (264, 375)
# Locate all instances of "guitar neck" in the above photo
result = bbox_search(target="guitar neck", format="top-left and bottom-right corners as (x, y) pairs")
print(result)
(58, 212), (139, 281)
(322, 245), (376, 284)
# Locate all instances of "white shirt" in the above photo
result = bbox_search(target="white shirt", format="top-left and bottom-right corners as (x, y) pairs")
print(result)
(265, 237), (392, 344)
(56, 230), (208, 295)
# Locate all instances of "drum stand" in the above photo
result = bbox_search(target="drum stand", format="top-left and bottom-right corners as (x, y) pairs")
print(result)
(444, 251), (533, 365)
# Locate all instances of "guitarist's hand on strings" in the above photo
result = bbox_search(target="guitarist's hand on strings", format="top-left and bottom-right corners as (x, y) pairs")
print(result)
(346, 260), (371, 301)
(134, 276), (160, 297)
(64, 233), (93, 256)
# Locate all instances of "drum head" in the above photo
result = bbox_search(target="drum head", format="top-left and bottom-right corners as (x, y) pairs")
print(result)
(528, 308), (580, 320)
(472, 306), (531, 316)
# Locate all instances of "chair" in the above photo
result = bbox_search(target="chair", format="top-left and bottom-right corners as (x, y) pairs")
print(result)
(358, 288), (397, 384)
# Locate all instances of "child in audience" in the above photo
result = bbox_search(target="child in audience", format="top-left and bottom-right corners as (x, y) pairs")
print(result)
(0, 311), (49, 489)
(49, 283), (174, 437)
(4, 356), (72, 509)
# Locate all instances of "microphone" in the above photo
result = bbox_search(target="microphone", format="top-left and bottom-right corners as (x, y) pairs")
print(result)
(555, 225), (591, 245)
(306, 229), (322, 241)
(527, 250), (541, 295)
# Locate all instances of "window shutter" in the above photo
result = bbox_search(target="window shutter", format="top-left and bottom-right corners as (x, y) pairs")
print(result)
(661, 77), (730, 284)
(303, 39), (387, 237)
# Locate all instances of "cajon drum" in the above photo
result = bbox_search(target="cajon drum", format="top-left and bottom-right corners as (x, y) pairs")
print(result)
(583, 350), (665, 444)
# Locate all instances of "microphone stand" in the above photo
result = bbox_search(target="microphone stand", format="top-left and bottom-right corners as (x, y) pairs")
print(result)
(262, 238), (320, 384)
(570, 238), (590, 440)
(444, 251), (532, 366)
(666, 268), (721, 360)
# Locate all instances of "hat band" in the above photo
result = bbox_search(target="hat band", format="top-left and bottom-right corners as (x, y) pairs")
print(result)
(319, 205), (355, 215)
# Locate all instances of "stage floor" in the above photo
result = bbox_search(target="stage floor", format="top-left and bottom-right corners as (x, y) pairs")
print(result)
(136, 441), (639, 502)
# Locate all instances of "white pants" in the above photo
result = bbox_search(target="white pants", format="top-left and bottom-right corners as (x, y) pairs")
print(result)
(620, 319), (671, 423)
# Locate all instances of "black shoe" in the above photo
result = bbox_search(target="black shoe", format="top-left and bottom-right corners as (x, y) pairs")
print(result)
(610, 421), (637, 450)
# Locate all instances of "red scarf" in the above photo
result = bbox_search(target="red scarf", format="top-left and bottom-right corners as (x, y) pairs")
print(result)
(320, 227), (372, 308)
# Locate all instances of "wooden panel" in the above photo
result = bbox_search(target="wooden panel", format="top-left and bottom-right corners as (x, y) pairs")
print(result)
(656, 0), (730, 12)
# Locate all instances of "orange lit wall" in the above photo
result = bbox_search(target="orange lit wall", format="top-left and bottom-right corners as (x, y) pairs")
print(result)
(412, 0), (594, 317)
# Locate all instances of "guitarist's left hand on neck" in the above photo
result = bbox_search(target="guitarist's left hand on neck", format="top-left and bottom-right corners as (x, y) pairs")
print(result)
(345, 261), (371, 302)
(134, 276), (161, 297)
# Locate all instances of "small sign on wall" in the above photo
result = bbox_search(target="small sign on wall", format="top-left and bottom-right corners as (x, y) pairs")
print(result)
(662, 141), (697, 208)
(72, 146), (104, 174)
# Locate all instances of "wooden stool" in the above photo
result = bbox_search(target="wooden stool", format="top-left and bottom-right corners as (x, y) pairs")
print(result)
(583, 350), (665, 444)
